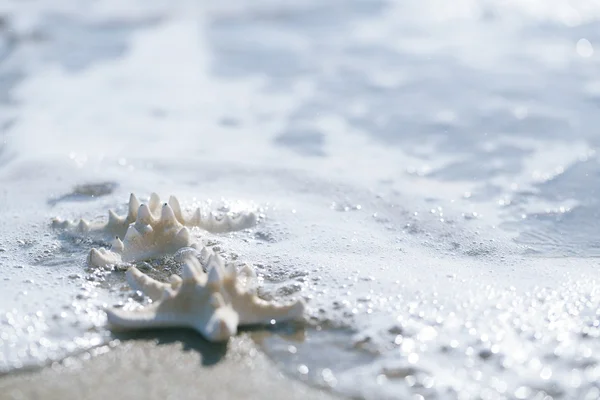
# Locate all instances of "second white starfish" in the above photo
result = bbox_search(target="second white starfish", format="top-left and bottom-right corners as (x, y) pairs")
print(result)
(106, 255), (306, 341)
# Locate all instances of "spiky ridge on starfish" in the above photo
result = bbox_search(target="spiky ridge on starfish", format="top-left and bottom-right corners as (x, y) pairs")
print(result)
(106, 255), (306, 342)
(51, 193), (258, 267)
(52, 193), (142, 239)
(52, 192), (258, 237)
(87, 202), (196, 268)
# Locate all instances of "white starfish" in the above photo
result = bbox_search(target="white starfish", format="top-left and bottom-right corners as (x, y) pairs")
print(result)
(52, 193), (258, 238)
(87, 202), (195, 268)
(52, 193), (141, 239)
(155, 193), (258, 234)
(106, 256), (306, 342)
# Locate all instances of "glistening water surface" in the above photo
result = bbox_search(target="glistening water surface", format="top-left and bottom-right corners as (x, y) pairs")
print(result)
(1, 0), (600, 399)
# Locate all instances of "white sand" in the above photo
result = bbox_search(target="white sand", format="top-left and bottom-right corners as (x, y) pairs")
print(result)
(0, 333), (337, 400)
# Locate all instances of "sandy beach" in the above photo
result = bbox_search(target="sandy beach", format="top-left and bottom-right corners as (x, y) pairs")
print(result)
(0, 332), (337, 400)
(3, 0), (600, 398)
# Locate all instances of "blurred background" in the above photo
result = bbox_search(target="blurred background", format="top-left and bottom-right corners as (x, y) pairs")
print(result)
(1, 1), (600, 399)
(1, 0), (599, 255)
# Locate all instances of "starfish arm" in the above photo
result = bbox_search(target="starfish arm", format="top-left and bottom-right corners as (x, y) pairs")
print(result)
(169, 274), (183, 289)
(232, 291), (306, 325)
(231, 212), (258, 230)
(53, 193), (257, 244)
(51, 218), (69, 229)
(126, 267), (169, 301)
(87, 247), (123, 268)
(191, 305), (239, 342)
(195, 214), (226, 233)
(107, 296), (239, 342)
(189, 211), (256, 233)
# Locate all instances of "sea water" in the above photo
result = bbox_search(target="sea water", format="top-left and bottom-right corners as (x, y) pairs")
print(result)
(1, 0), (600, 398)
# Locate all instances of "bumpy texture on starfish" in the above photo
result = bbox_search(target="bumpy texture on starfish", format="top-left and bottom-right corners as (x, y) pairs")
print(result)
(52, 193), (258, 267)
(106, 255), (306, 341)
(52, 193), (142, 239)
(52, 192), (258, 238)
(87, 202), (195, 268)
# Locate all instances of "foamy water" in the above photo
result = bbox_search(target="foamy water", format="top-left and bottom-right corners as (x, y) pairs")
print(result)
(1, 0), (600, 398)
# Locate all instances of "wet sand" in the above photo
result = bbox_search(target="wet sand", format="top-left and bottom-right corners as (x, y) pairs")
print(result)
(0, 331), (337, 400)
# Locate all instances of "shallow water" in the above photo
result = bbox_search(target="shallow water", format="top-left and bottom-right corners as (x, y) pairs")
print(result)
(1, 0), (600, 398)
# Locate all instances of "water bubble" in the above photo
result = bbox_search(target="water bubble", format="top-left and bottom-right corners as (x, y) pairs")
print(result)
(298, 364), (309, 374)
(405, 375), (417, 387)
(514, 106), (528, 120)
(321, 368), (337, 386)
(408, 353), (419, 364)
(540, 367), (552, 380)
(577, 39), (594, 58)
(514, 386), (532, 399)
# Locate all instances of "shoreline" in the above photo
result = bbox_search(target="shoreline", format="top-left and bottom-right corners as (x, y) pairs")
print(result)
(0, 331), (338, 400)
